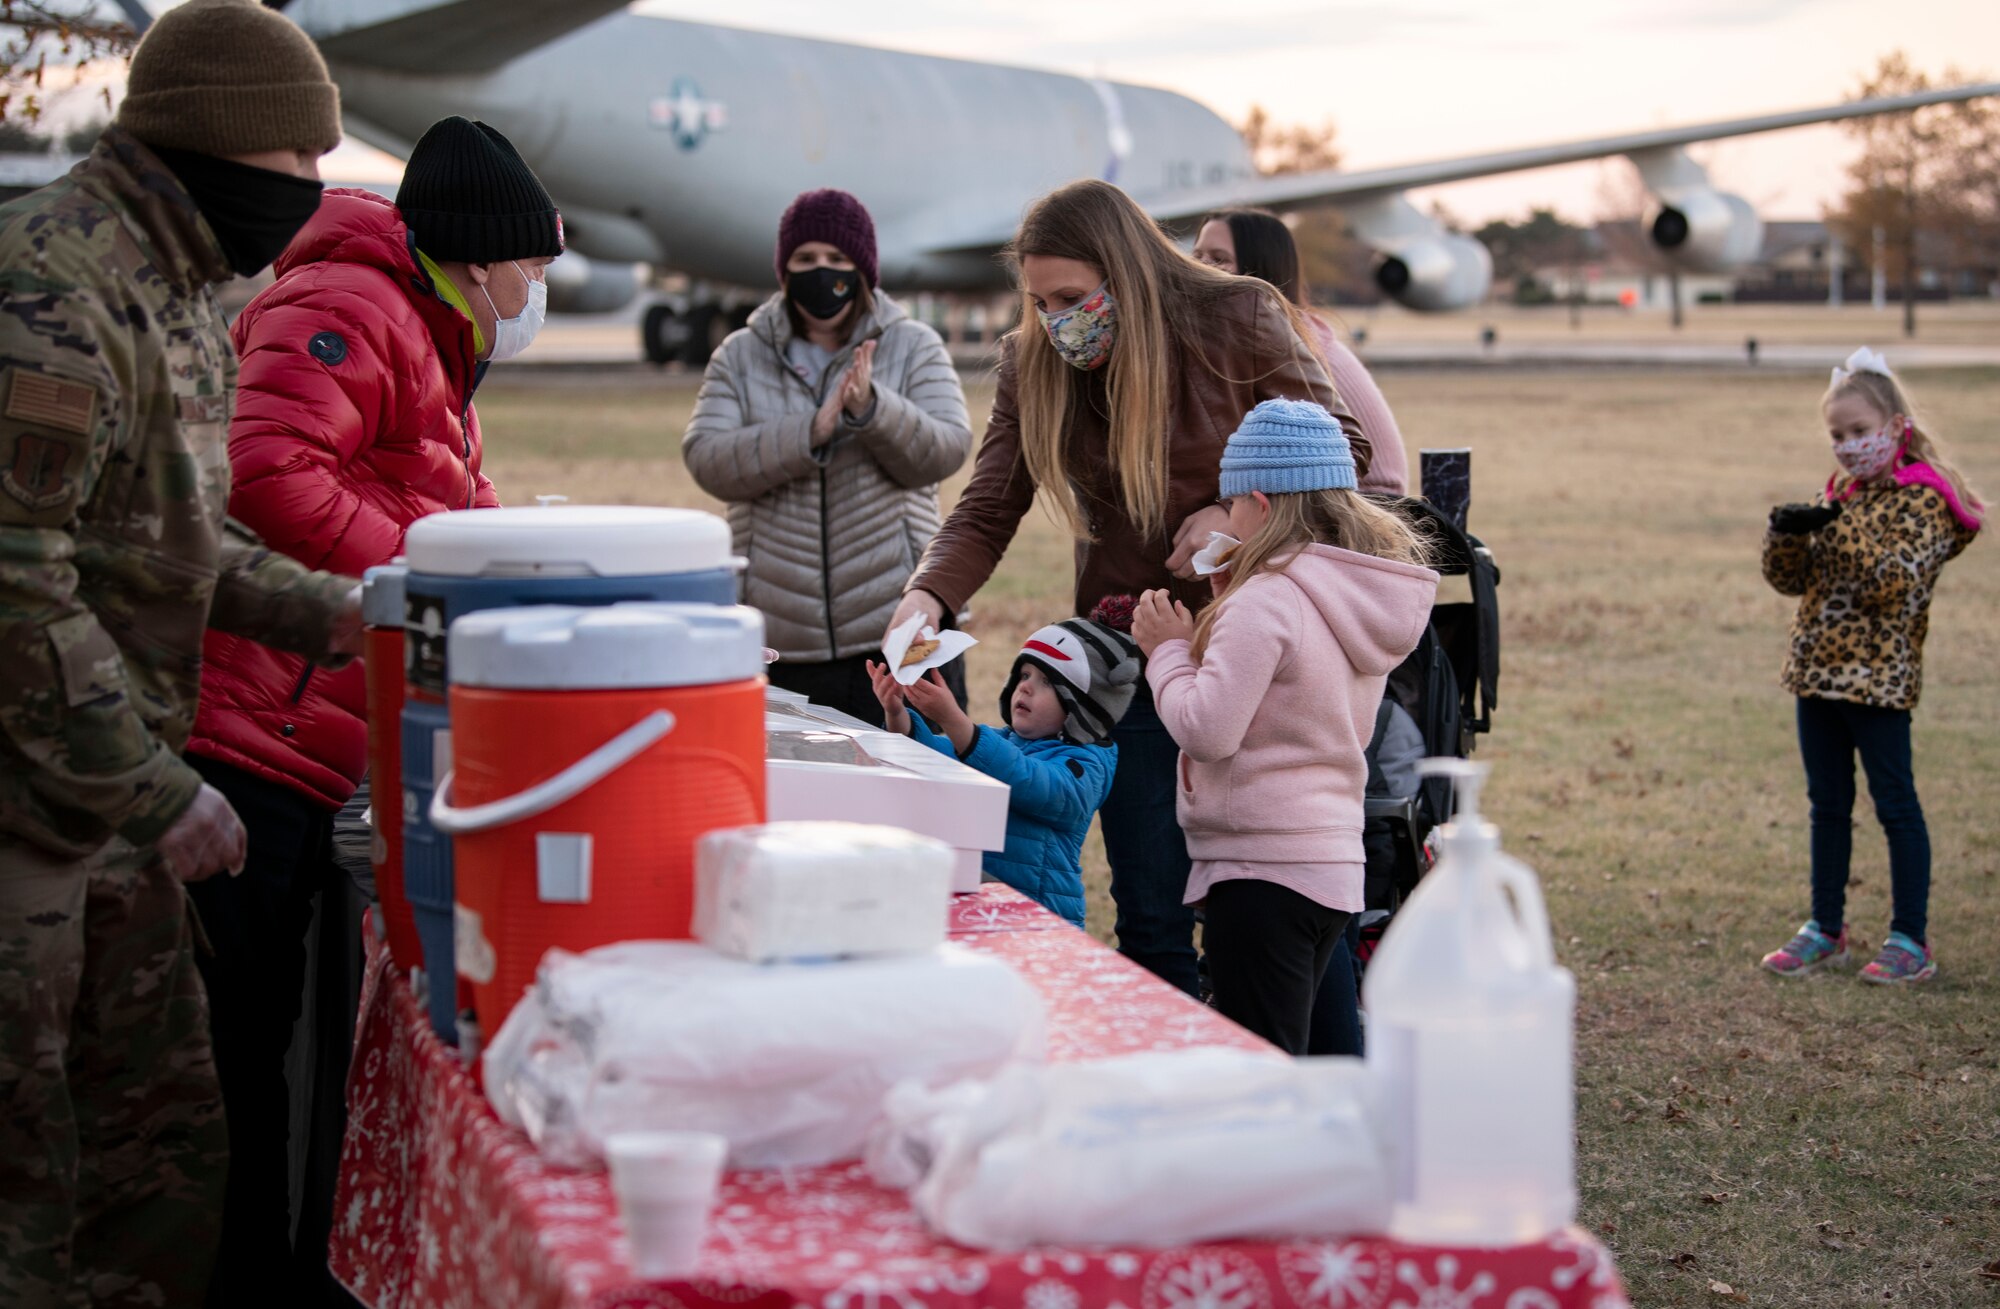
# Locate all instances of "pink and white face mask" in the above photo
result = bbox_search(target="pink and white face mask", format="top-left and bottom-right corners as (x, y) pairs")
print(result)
(1832, 424), (1904, 482)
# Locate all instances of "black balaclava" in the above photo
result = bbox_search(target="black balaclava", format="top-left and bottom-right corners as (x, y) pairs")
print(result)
(151, 145), (324, 277)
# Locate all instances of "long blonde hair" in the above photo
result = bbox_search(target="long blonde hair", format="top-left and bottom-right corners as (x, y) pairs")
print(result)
(1190, 488), (1432, 660)
(1008, 180), (1309, 541)
(1823, 368), (1985, 516)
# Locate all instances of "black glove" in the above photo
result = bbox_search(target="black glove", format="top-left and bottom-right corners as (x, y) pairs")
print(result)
(1769, 501), (1842, 535)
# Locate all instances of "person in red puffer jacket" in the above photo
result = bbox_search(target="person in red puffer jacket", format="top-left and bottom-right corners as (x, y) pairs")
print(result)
(185, 115), (561, 1303)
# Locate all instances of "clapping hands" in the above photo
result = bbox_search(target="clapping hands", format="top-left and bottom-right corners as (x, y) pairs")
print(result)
(811, 340), (878, 444)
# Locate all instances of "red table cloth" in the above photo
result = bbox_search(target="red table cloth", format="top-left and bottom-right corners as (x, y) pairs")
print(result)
(331, 886), (1629, 1309)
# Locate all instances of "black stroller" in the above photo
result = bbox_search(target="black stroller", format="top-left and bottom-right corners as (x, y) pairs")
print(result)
(1352, 494), (1502, 967)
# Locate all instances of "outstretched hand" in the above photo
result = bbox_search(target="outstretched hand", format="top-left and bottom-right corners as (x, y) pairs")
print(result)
(1166, 504), (1232, 579)
(1132, 588), (1195, 657)
(905, 668), (974, 754)
(865, 659), (912, 736)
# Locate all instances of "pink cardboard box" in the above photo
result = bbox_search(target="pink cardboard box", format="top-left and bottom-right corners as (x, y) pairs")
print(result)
(765, 691), (1007, 894)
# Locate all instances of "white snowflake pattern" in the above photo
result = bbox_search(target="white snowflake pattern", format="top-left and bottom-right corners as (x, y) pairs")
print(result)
(1545, 1229), (1618, 1293)
(1141, 1251), (1271, 1309)
(1280, 1242), (1392, 1307)
(1390, 1254), (1498, 1309)
(824, 1272), (931, 1309)
(1108, 1253), (1142, 1278)
(1503, 1292), (1559, 1309)
(930, 1263), (990, 1296)
(1025, 1279), (1082, 1309)
(418, 1224), (443, 1277)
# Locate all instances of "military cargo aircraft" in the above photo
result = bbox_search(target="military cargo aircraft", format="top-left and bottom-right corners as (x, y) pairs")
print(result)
(119, 1), (2000, 361)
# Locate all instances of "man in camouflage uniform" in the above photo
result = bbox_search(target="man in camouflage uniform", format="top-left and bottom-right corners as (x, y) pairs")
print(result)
(0, 3), (357, 1304)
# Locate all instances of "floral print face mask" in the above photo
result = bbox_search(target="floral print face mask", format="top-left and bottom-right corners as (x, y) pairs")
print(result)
(1833, 423), (1904, 482)
(1038, 283), (1118, 371)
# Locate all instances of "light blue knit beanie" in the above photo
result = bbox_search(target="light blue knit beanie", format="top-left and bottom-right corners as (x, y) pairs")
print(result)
(1218, 398), (1356, 499)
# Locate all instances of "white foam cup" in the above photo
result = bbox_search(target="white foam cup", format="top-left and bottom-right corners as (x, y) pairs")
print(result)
(605, 1130), (728, 1280)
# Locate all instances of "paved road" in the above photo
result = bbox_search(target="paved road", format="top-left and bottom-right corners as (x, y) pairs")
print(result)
(520, 313), (2000, 375)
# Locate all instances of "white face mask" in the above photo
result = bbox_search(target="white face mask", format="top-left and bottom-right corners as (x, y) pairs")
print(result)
(481, 261), (546, 362)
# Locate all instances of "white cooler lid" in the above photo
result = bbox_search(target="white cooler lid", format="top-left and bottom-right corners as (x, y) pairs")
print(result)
(360, 561), (407, 627)
(403, 505), (734, 579)
(449, 603), (766, 689)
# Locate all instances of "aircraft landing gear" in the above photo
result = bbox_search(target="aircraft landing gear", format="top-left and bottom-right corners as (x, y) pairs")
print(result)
(641, 303), (681, 365)
(641, 300), (755, 367)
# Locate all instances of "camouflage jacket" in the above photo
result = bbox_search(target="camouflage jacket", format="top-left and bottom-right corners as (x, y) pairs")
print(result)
(0, 129), (355, 858)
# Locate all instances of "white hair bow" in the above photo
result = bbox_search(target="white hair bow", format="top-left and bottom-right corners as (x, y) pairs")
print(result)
(1831, 346), (1891, 384)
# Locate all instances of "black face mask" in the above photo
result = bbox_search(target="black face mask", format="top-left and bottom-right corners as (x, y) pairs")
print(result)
(788, 265), (861, 321)
(151, 146), (325, 277)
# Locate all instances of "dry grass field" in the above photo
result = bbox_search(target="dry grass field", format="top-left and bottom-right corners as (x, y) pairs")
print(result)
(473, 360), (1998, 1308)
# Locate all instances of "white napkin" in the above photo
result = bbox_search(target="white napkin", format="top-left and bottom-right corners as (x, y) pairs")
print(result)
(1190, 532), (1241, 577)
(882, 611), (978, 686)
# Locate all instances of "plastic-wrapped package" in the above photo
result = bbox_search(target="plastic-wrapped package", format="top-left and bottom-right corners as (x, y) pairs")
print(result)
(694, 822), (952, 964)
(485, 940), (1046, 1169)
(867, 1048), (1390, 1249)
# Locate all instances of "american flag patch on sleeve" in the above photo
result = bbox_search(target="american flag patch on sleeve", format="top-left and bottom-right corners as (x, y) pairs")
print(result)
(5, 371), (98, 435)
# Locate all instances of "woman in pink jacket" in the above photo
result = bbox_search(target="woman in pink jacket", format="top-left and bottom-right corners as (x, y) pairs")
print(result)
(1133, 399), (1437, 1052)
(1193, 208), (1409, 496)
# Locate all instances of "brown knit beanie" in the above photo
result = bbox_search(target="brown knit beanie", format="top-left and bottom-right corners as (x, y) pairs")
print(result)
(116, 0), (342, 157)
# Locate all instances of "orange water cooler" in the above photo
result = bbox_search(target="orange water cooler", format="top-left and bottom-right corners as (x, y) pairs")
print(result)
(429, 603), (767, 1033)
(361, 563), (422, 969)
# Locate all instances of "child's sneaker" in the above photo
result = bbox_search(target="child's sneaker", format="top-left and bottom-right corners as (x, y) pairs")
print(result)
(1859, 933), (1936, 985)
(1760, 921), (1849, 976)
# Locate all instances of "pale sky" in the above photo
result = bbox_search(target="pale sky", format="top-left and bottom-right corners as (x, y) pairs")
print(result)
(73, 1), (2000, 224)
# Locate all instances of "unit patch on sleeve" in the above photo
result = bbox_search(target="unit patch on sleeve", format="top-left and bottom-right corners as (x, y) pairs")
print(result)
(308, 330), (349, 366)
(3, 430), (74, 510)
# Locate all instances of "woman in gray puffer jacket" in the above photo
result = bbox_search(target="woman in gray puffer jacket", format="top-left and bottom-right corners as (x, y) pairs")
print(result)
(683, 189), (973, 725)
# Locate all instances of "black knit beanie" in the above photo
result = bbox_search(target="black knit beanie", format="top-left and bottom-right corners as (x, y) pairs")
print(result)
(396, 117), (563, 263)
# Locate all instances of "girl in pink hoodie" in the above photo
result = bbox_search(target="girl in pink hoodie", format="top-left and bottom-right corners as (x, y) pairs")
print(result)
(1133, 398), (1439, 1052)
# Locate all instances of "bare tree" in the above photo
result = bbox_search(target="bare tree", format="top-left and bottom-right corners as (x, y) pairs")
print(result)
(1, 1), (136, 126)
(1829, 52), (1997, 337)
(1238, 103), (1342, 176)
(1234, 105), (1367, 303)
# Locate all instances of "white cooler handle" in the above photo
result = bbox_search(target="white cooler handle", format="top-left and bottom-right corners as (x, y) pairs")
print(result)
(428, 710), (676, 835)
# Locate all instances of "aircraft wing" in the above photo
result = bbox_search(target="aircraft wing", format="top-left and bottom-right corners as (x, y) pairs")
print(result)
(290, 0), (632, 74)
(920, 81), (2000, 253)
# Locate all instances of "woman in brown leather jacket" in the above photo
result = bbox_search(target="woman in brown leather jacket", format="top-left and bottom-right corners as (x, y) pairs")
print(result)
(891, 179), (1369, 995)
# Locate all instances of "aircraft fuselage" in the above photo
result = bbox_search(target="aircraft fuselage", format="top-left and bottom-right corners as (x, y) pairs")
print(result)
(331, 14), (1254, 291)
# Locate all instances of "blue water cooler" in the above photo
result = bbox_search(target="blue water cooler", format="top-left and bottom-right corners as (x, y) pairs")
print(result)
(398, 505), (741, 1040)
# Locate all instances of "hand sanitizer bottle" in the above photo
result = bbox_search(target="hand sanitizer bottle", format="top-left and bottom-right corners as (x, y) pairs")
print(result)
(1363, 759), (1576, 1246)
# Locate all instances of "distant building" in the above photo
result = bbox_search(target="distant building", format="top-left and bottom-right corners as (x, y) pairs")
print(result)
(1530, 218), (1995, 306)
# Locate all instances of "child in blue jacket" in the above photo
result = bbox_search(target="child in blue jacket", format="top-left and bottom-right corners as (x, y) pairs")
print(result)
(868, 619), (1140, 928)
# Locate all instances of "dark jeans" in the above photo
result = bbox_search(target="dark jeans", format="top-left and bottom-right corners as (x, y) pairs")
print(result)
(1797, 696), (1931, 942)
(1307, 915), (1365, 1056)
(1204, 877), (1351, 1054)
(1100, 685), (1201, 997)
(186, 755), (332, 1306)
(767, 651), (968, 729)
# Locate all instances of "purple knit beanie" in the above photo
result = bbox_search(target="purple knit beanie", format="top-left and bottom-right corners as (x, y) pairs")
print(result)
(775, 188), (878, 288)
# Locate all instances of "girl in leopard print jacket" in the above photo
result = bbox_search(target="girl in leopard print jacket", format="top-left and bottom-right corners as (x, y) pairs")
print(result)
(1757, 352), (1981, 987)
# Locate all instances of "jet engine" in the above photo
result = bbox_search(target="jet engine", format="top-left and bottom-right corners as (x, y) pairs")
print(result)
(544, 252), (643, 315)
(1628, 146), (1764, 274)
(1644, 188), (1763, 273)
(1372, 234), (1494, 312)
